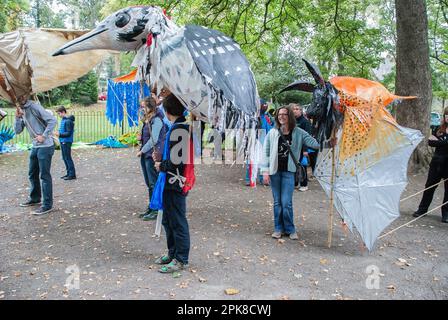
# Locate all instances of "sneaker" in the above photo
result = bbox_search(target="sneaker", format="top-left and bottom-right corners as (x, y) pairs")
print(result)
(19, 200), (41, 207)
(289, 232), (299, 240)
(271, 231), (282, 239)
(32, 207), (53, 215)
(142, 211), (158, 221)
(158, 259), (188, 273)
(63, 176), (76, 180)
(60, 175), (68, 179)
(299, 186), (308, 192)
(154, 255), (173, 265)
(412, 210), (426, 218)
(138, 209), (150, 218)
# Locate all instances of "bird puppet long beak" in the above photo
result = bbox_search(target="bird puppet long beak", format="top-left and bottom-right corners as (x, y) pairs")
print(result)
(52, 27), (109, 56)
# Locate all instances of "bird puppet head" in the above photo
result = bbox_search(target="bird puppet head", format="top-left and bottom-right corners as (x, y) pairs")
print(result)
(53, 6), (172, 56)
(280, 59), (342, 148)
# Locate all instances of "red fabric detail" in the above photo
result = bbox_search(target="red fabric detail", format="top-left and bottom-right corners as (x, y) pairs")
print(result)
(182, 137), (196, 195)
(264, 114), (272, 125)
(249, 161), (255, 187)
(162, 8), (171, 20)
(146, 34), (153, 47)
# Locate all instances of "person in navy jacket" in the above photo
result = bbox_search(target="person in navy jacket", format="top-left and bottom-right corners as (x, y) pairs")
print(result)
(55, 106), (76, 180)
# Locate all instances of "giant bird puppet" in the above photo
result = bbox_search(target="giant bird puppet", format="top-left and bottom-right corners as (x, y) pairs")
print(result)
(53, 5), (260, 158)
(281, 59), (423, 250)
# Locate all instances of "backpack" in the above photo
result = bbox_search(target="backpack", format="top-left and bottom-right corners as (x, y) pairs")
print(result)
(181, 126), (196, 195)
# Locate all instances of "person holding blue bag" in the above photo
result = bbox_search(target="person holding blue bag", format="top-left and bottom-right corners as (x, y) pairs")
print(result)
(151, 93), (191, 273)
(137, 97), (168, 221)
(292, 103), (313, 191)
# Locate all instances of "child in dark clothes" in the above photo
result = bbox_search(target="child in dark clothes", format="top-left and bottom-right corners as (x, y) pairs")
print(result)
(153, 94), (191, 273)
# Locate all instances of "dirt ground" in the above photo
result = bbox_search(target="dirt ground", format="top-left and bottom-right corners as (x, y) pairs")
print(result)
(0, 147), (447, 300)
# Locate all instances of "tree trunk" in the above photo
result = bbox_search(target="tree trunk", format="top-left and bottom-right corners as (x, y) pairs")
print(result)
(395, 0), (432, 170)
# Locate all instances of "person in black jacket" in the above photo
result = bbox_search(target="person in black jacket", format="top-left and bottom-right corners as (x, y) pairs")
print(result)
(154, 94), (191, 273)
(414, 107), (448, 223)
(55, 106), (76, 180)
(292, 103), (313, 191)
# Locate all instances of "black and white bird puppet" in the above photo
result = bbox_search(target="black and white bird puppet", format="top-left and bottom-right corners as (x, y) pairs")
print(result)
(53, 5), (259, 158)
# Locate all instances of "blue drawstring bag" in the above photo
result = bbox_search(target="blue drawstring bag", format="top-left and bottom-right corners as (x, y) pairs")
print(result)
(301, 155), (309, 166)
(149, 125), (173, 210)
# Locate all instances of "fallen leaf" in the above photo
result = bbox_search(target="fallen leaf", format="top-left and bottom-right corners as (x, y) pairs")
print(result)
(387, 285), (396, 290)
(198, 277), (207, 283)
(320, 258), (328, 265)
(225, 288), (240, 295)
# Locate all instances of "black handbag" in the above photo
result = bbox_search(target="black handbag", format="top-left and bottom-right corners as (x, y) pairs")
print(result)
(279, 129), (307, 187)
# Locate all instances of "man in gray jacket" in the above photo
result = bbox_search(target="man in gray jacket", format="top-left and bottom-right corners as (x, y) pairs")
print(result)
(14, 95), (57, 215)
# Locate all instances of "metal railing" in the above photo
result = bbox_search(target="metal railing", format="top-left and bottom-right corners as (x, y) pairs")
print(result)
(1, 109), (138, 145)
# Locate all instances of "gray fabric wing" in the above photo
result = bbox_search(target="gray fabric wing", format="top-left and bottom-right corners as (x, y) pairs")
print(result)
(184, 25), (258, 117)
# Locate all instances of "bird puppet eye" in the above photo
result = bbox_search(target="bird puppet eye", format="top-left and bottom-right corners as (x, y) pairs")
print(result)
(115, 12), (131, 28)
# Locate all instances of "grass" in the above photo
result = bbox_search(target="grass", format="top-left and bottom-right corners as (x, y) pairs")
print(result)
(1, 103), (138, 145)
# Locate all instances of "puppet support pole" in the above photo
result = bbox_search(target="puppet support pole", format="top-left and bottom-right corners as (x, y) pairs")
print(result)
(327, 146), (336, 248)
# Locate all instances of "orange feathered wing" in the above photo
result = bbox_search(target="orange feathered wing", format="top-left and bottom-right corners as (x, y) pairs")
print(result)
(329, 76), (416, 174)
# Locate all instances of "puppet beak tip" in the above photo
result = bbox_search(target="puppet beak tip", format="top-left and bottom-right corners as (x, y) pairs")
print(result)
(52, 49), (64, 57)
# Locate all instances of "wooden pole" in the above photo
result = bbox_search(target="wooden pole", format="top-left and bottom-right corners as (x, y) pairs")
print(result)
(328, 146), (336, 248)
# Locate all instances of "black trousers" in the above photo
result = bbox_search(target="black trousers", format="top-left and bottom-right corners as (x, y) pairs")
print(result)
(417, 158), (448, 215)
(298, 152), (308, 187)
(309, 150), (319, 173)
(162, 190), (190, 264)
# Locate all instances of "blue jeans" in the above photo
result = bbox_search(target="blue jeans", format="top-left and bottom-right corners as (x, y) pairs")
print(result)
(270, 171), (296, 234)
(61, 142), (76, 177)
(140, 155), (158, 209)
(162, 190), (190, 264)
(29, 146), (55, 209)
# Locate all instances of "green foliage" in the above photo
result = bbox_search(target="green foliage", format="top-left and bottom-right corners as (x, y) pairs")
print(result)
(0, 0), (30, 32)
(427, 0), (448, 106)
(59, 0), (106, 29)
(119, 52), (136, 75)
(70, 71), (99, 105)
(118, 131), (139, 146)
(27, 0), (67, 28)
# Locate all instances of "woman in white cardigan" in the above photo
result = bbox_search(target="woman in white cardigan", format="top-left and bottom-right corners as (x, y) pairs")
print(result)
(262, 106), (319, 240)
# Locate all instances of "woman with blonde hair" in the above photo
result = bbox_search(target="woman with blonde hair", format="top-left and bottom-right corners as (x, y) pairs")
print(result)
(262, 106), (319, 240)
(137, 96), (167, 220)
(414, 107), (448, 223)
